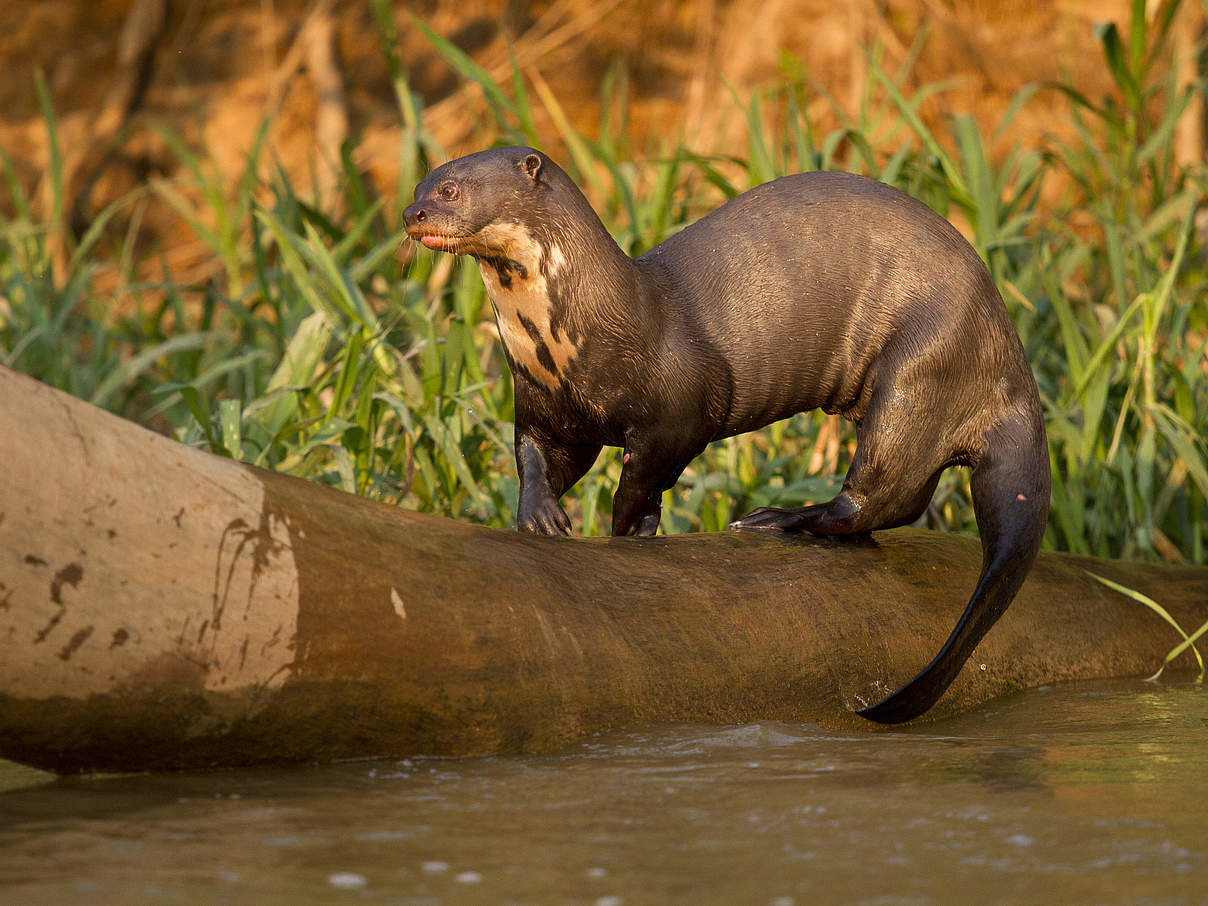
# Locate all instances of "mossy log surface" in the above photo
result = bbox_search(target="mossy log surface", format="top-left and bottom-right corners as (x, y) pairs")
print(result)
(1, 365), (1205, 774)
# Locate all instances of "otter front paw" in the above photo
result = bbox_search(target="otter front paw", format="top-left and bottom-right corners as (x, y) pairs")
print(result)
(518, 490), (572, 536)
(730, 506), (810, 533)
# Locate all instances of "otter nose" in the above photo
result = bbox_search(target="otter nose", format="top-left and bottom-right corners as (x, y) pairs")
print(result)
(403, 203), (428, 232)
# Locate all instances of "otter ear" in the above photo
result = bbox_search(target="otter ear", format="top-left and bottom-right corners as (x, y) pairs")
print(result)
(521, 153), (543, 183)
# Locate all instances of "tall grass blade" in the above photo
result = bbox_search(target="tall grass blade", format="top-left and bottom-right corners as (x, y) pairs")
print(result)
(1086, 571), (1206, 680)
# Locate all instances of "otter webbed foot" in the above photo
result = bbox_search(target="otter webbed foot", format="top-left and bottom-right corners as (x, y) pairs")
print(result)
(631, 513), (661, 537)
(730, 506), (814, 533)
(612, 502), (663, 537)
(732, 493), (866, 536)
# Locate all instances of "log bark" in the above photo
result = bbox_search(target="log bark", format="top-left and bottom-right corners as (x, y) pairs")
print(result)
(1, 365), (1205, 774)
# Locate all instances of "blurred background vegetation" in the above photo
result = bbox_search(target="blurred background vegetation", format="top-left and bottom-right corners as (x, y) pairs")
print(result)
(1, 0), (1206, 564)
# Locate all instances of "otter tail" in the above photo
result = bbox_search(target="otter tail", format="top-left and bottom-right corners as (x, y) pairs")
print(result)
(857, 410), (1050, 724)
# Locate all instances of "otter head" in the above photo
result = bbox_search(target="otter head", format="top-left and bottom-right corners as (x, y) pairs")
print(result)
(405, 147), (587, 390)
(403, 146), (560, 260)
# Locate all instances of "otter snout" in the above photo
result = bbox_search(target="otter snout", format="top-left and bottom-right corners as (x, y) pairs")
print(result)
(403, 200), (465, 251)
(402, 201), (430, 237)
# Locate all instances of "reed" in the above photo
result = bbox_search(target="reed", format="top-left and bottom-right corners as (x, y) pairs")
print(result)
(1, 0), (1203, 565)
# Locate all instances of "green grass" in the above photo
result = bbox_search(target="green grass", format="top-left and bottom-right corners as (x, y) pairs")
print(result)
(1087, 571), (1206, 681)
(1, 0), (1205, 564)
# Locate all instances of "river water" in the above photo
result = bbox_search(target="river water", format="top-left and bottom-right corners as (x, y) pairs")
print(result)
(1, 679), (1205, 904)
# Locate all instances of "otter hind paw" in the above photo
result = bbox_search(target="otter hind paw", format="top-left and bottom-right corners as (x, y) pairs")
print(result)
(729, 506), (810, 533)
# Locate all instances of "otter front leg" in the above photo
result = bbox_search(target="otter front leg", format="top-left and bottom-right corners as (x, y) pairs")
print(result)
(611, 434), (702, 537)
(515, 430), (602, 535)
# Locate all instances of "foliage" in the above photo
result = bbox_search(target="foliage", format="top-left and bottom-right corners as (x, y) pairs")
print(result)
(1, 0), (1204, 563)
(1087, 571), (1206, 681)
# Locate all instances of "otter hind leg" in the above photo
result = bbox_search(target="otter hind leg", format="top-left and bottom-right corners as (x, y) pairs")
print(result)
(856, 407), (1050, 724)
(730, 405), (946, 537)
(729, 476), (941, 535)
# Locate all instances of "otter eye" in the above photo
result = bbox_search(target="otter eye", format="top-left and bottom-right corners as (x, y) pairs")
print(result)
(438, 181), (459, 201)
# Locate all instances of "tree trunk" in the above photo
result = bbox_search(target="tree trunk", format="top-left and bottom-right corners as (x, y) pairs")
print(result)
(1, 365), (1204, 774)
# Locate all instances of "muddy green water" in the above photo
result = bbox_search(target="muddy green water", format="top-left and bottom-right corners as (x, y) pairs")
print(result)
(1, 679), (1205, 905)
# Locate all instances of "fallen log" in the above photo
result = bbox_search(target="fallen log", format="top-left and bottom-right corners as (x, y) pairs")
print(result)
(1, 365), (1204, 774)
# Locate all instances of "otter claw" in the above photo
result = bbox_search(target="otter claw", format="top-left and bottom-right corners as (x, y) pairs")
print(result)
(518, 494), (572, 536)
(520, 512), (571, 536)
(730, 507), (809, 533)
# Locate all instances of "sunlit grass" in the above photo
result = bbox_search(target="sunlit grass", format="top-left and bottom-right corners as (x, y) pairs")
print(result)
(0, 0), (1204, 562)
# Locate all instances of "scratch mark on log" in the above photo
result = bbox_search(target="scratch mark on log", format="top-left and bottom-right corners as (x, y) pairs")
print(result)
(210, 505), (288, 634)
(58, 625), (95, 660)
(35, 562), (85, 643)
(211, 518), (251, 631)
(51, 562), (84, 605)
(59, 396), (93, 467)
(531, 605), (559, 655)
(34, 611), (64, 643)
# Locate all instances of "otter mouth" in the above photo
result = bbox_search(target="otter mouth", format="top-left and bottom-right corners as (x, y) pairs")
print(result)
(406, 220), (524, 259)
(412, 232), (470, 252)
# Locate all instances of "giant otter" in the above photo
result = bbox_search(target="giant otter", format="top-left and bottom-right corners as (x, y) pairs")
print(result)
(403, 146), (1050, 723)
